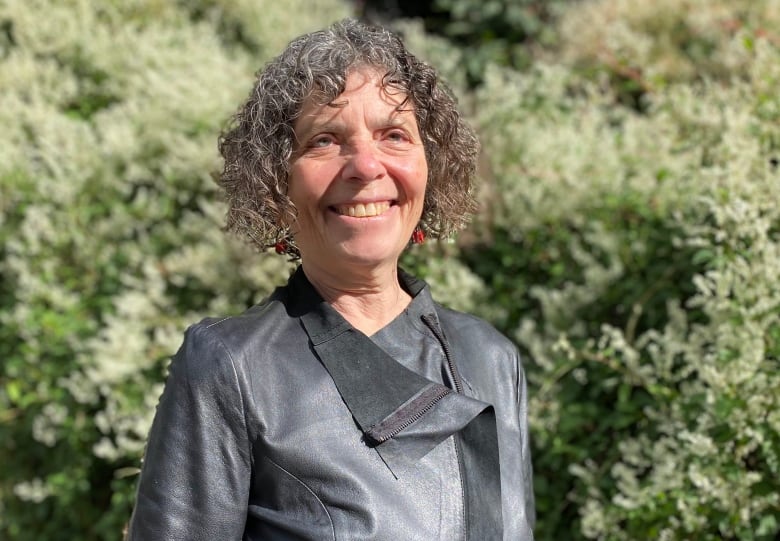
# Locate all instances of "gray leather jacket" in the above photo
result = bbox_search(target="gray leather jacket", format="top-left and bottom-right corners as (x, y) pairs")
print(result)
(128, 268), (535, 540)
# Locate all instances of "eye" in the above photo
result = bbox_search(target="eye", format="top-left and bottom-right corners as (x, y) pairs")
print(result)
(385, 129), (409, 143)
(310, 134), (336, 148)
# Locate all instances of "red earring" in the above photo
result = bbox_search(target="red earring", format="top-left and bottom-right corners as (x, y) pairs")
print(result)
(274, 239), (289, 254)
(411, 227), (425, 245)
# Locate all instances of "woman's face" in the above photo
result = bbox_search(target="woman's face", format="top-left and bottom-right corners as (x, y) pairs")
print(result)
(288, 68), (428, 275)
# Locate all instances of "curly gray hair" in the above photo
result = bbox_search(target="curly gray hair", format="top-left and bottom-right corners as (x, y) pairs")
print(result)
(218, 18), (479, 258)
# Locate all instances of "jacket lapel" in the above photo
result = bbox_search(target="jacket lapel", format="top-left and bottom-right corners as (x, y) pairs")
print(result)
(285, 267), (503, 538)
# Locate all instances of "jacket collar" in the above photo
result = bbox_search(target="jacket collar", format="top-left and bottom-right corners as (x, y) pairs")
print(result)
(281, 266), (504, 537)
(286, 266), (469, 451)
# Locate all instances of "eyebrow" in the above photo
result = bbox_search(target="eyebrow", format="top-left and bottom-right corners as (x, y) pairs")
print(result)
(296, 110), (414, 140)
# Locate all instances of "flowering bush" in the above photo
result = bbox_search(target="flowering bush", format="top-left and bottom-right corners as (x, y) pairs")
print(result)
(2, 0), (778, 539)
(0, 3), (488, 538)
(467, 5), (780, 537)
(555, 0), (780, 106)
(0, 0), (349, 538)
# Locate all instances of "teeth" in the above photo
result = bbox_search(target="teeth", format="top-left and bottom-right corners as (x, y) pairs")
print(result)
(337, 201), (390, 217)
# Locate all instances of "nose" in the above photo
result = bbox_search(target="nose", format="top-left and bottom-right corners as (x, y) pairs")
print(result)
(341, 141), (386, 182)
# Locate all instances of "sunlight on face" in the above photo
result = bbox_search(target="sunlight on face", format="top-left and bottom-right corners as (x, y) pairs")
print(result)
(287, 68), (428, 275)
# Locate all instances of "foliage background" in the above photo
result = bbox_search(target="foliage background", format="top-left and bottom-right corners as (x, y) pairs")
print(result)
(1, 0), (778, 539)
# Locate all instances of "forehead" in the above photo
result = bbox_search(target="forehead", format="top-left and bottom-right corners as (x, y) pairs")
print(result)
(295, 68), (414, 128)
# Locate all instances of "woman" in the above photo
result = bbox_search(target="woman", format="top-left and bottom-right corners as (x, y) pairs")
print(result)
(128, 19), (534, 540)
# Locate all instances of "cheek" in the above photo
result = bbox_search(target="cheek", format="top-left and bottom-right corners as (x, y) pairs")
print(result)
(411, 163), (429, 201)
(395, 155), (428, 195)
(287, 164), (319, 203)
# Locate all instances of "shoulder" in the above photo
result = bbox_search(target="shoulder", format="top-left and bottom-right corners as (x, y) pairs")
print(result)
(194, 296), (289, 347)
(172, 292), (296, 379)
(434, 303), (518, 358)
(433, 303), (526, 391)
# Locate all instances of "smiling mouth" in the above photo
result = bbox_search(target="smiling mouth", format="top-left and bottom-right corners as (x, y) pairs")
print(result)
(333, 201), (392, 218)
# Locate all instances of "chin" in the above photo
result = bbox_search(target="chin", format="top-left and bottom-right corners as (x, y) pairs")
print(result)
(336, 240), (405, 269)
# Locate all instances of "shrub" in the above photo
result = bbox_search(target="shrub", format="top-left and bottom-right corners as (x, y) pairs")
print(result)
(555, 0), (780, 107)
(467, 26), (780, 539)
(3, 0), (779, 539)
(0, 0), (350, 538)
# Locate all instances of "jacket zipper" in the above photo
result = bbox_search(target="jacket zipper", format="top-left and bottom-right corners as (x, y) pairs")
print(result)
(421, 313), (470, 540)
(365, 385), (452, 445)
(420, 314), (464, 394)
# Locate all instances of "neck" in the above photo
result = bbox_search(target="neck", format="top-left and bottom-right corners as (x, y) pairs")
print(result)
(301, 260), (411, 336)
